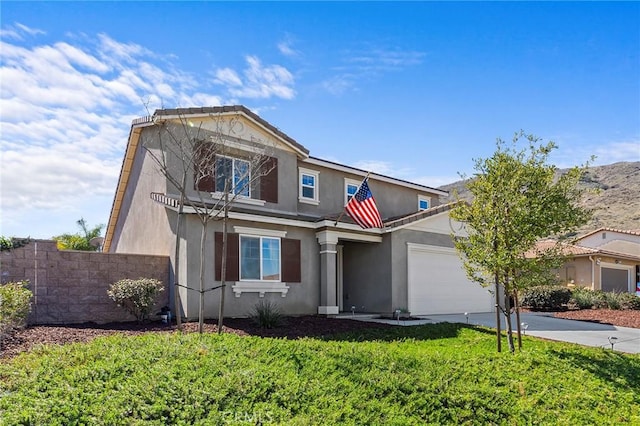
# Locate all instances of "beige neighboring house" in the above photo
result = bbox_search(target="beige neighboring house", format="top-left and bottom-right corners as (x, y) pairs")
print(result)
(544, 228), (640, 295)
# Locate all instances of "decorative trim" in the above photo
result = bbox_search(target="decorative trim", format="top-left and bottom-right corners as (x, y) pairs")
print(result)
(234, 226), (287, 238)
(319, 250), (338, 255)
(211, 192), (266, 206)
(232, 282), (290, 298)
(316, 230), (382, 245)
(298, 198), (320, 205)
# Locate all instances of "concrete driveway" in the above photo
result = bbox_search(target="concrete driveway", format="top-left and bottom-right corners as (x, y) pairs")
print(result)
(420, 312), (640, 354)
(346, 312), (640, 353)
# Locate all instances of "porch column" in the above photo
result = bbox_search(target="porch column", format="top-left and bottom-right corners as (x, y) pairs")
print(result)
(316, 231), (339, 315)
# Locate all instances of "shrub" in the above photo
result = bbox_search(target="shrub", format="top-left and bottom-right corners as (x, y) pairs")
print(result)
(521, 285), (571, 311)
(569, 287), (598, 310)
(617, 292), (640, 310)
(603, 291), (622, 310)
(0, 280), (32, 341)
(107, 278), (164, 322)
(250, 300), (282, 329)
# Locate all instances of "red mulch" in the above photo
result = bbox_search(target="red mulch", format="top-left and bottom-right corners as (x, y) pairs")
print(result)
(0, 316), (391, 359)
(552, 309), (640, 329)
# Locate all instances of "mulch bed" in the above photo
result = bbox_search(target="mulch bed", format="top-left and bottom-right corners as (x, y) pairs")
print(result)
(0, 316), (392, 359)
(3, 310), (639, 359)
(552, 309), (640, 329)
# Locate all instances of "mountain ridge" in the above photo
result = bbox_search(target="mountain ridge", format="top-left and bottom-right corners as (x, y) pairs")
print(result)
(438, 161), (640, 234)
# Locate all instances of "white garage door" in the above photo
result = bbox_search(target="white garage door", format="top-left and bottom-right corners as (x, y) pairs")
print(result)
(408, 243), (493, 315)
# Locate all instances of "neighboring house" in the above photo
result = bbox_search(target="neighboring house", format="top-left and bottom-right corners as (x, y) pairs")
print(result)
(104, 105), (494, 320)
(539, 228), (640, 294)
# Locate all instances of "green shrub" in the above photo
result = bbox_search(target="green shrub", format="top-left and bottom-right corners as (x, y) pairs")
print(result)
(250, 300), (282, 329)
(0, 280), (32, 340)
(521, 285), (571, 311)
(569, 287), (598, 309)
(107, 278), (164, 322)
(569, 288), (640, 311)
(617, 292), (640, 310)
(603, 291), (622, 310)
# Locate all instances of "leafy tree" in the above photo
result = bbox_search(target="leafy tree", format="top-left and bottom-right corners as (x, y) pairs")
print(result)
(450, 131), (591, 352)
(52, 218), (104, 251)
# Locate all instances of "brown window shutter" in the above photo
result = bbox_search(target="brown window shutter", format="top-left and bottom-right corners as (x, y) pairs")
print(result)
(194, 143), (215, 192)
(260, 156), (278, 203)
(215, 232), (239, 281)
(281, 238), (301, 283)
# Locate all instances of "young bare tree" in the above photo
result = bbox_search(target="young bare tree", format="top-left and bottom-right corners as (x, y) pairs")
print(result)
(141, 109), (276, 333)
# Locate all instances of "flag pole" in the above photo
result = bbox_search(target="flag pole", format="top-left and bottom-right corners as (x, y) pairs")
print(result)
(334, 171), (371, 226)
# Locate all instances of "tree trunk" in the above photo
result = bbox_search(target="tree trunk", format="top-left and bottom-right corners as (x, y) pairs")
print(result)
(172, 188), (186, 331)
(514, 290), (522, 350)
(494, 273), (502, 353)
(198, 219), (208, 334)
(504, 291), (515, 353)
(217, 186), (229, 334)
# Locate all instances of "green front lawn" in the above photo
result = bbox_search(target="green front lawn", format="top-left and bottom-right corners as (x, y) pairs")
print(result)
(1, 323), (638, 425)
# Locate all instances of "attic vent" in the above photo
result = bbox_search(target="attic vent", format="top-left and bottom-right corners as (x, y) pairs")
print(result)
(602, 232), (607, 239)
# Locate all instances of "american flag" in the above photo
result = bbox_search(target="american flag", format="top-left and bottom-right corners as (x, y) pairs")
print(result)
(345, 179), (384, 229)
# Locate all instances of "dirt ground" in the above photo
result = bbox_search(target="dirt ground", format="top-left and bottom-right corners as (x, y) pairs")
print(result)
(2, 310), (639, 359)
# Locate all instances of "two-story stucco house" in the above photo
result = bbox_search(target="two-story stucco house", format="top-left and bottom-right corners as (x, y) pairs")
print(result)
(104, 106), (493, 320)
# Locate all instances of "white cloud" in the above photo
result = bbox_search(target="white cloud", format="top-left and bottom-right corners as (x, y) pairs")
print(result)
(215, 55), (295, 100)
(277, 36), (299, 57)
(0, 26), (295, 237)
(551, 138), (640, 168)
(15, 23), (46, 37)
(0, 23), (45, 40)
(322, 46), (425, 96)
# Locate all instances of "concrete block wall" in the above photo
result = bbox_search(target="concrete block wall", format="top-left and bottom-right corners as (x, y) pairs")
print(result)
(1, 240), (169, 324)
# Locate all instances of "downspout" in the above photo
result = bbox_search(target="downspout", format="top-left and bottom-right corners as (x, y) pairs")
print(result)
(589, 256), (595, 290)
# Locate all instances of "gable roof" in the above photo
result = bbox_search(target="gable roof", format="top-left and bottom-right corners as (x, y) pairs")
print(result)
(384, 202), (459, 231)
(152, 105), (310, 157)
(577, 227), (640, 240)
(531, 239), (640, 261)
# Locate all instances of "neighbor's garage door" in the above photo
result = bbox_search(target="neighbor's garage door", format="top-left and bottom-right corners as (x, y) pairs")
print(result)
(601, 266), (630, 293)
(408, 244), (493, 315)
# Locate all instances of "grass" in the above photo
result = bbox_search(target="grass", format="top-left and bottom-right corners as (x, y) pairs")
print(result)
(1, 323), (639, 425)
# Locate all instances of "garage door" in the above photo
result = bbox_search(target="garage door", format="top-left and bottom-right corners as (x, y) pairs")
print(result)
(601, 266), (630, 293)
(408, 244), (493, 315)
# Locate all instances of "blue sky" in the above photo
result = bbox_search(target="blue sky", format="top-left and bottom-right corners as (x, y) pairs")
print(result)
(1, 2), (638, 239)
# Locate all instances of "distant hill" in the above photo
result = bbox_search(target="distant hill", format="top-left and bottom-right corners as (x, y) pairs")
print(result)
(439, 161), (640, 234)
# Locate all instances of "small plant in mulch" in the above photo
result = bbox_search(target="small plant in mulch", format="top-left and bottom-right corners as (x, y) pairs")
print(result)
(250, 300), (283, 329)
(107, 278), (164, 322)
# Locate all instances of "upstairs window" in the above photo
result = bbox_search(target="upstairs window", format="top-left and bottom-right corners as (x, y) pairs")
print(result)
(418, 196), (430, 211)
(299, 168), (319, 204)
(215, 156), (250, 197)
(345, 178), (361, 205)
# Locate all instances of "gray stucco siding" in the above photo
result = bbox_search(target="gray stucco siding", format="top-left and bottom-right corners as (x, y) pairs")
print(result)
(342, 237), (392, 314)
(179, 216), (320, 319)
